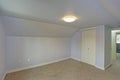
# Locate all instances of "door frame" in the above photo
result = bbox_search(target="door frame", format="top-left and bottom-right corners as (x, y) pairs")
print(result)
(81, 27), (96, 65)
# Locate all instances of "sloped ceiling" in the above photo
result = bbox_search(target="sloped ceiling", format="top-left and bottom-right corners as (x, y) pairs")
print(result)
(2, 16), (78, 37)
(0, 0), (120, 37)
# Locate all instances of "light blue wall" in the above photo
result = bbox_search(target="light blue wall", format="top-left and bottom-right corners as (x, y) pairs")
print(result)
(71, 30), (81, 60)
(104, 26), (111, 68)
(71, 25), (111, 70)
(0, 16), (6, 80)
(96, 25), (105, 69)
(6, 37), (71, 72)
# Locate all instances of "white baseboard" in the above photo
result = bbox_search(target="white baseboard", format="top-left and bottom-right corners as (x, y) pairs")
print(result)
(70, 57), (81, 61)
(95, 65), (105, 70)
(7, 57), (70, 73)
(105, 64), (112, 69)
(2, 72), (7, 80)
(95, 63), (112, 70)
(71, 57), (105, 70)
(6, 57), (107, 74)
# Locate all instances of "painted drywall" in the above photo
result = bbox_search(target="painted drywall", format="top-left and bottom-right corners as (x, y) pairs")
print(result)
(104, 26), (111, 68)
(6, 36), (71, 72)
(71, 25), (107, 69)
(0, 16), (6, 80)
(95, 25), (105, 69)
(71, 30), (81, 60)
(3, 16), (78, 37)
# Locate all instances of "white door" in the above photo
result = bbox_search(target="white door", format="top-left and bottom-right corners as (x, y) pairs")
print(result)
(81, 28), (96, 65)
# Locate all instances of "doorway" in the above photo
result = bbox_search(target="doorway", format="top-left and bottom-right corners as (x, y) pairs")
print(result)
(111, 30), (120, 63)
(116, 33), (120, 60)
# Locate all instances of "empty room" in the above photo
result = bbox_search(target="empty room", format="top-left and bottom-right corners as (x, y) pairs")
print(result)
(0, 0), (120, 80)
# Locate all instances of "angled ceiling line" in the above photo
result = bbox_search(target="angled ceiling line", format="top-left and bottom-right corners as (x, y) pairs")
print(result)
(1, 10), (77, 28)
(97, 0), (120, 22)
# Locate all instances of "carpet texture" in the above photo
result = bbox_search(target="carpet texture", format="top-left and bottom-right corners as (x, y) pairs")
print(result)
(4, 59), (120, 80)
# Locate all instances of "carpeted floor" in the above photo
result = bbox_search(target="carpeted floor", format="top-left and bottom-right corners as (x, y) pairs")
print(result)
(4, 59), (120, 80)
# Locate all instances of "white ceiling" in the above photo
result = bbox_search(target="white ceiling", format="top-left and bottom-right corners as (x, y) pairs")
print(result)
(0, 0), (120, 37)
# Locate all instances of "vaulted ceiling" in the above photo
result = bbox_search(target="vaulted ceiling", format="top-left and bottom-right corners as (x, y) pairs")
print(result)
(0, 0), (120, 37)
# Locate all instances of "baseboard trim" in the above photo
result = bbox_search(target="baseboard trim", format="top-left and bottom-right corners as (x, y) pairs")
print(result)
(95, 65), (105, 70)
(70, 57), (81, 61)
(105, 64), (112, 69)
(6, 57), (107, 74)
(7, 57), (70, 73)
(71, 57), (105, 70)
(2, 72), (7, 80)
(95, 63), (112, 70)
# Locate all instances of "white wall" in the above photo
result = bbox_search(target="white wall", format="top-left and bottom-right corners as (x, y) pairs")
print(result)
(0, 16), (6, 80)
(71, 30), (81, 60)
(91, 25), (111, 69)
(95, 25), (105, 69)
(6, 36), (71, 72)
(4, 24), (112, 74)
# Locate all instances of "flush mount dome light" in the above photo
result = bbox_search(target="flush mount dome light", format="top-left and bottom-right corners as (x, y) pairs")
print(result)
(62, 16), (77, 22)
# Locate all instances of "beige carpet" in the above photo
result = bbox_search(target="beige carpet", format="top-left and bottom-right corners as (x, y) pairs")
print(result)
(4, 59), (120, 80)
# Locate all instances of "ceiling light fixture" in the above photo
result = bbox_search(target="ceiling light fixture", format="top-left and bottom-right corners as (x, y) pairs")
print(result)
(62, 16), (77, 22)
